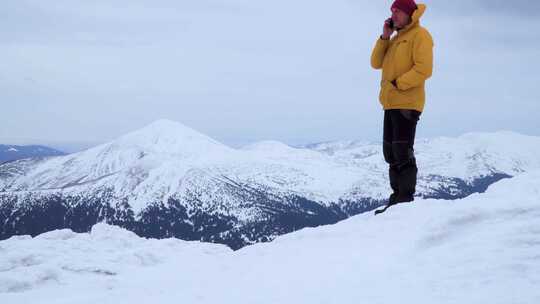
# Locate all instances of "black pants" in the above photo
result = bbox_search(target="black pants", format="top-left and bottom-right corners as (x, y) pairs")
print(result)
(383, 109), (421, 203)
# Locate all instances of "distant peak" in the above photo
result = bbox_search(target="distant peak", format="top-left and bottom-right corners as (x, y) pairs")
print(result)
(132, 119), (204, 138)
(112, 119), (231, 153)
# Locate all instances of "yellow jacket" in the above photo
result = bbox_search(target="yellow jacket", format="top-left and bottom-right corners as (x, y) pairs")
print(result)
(370, 4), (434, 112)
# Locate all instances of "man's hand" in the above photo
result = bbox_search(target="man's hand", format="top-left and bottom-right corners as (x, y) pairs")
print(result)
(381, 18), (395, 40)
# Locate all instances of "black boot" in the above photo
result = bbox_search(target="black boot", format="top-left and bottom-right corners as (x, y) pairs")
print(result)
(395, 157), (417, 203)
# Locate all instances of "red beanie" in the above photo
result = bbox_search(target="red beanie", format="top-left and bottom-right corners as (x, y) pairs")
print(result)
(391, 0), (417, 16)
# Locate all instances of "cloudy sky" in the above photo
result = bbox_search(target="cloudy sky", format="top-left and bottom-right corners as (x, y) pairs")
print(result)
(1, 0), (539, 151)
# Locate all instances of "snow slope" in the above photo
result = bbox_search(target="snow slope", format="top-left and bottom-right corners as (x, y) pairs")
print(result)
(1, 170), (539, 304)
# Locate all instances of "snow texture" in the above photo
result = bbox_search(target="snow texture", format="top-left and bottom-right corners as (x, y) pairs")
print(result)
(1, 170), (539, 303)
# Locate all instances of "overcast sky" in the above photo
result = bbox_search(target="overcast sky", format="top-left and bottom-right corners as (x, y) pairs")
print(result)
(1, 0), (539, 151)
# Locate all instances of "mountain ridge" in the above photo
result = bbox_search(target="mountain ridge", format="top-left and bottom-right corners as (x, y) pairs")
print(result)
(1, 120), (538, 249)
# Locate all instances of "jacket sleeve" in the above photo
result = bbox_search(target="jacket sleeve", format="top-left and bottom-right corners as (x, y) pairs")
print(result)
(396, 30), (434, 90)
(370, 37), (390, 70)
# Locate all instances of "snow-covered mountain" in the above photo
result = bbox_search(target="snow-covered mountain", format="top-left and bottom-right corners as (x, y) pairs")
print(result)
(1, 119), (540, 249)
(0, 145), (65, 163)
(1, 170), (539, 303)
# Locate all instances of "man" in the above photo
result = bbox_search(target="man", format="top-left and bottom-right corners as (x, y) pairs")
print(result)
(370, 0), (433, 214)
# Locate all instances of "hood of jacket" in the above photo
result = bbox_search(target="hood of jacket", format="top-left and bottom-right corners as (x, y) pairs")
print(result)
(398, 3), (426, 34)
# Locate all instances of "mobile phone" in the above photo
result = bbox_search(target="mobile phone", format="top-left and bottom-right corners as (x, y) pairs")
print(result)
(387, 18), (395, 29)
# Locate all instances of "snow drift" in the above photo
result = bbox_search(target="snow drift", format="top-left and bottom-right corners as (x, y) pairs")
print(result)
(1, 170), (539, 303)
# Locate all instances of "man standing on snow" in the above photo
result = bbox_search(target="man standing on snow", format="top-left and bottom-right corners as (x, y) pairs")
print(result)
(371, 0), (433, 214)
